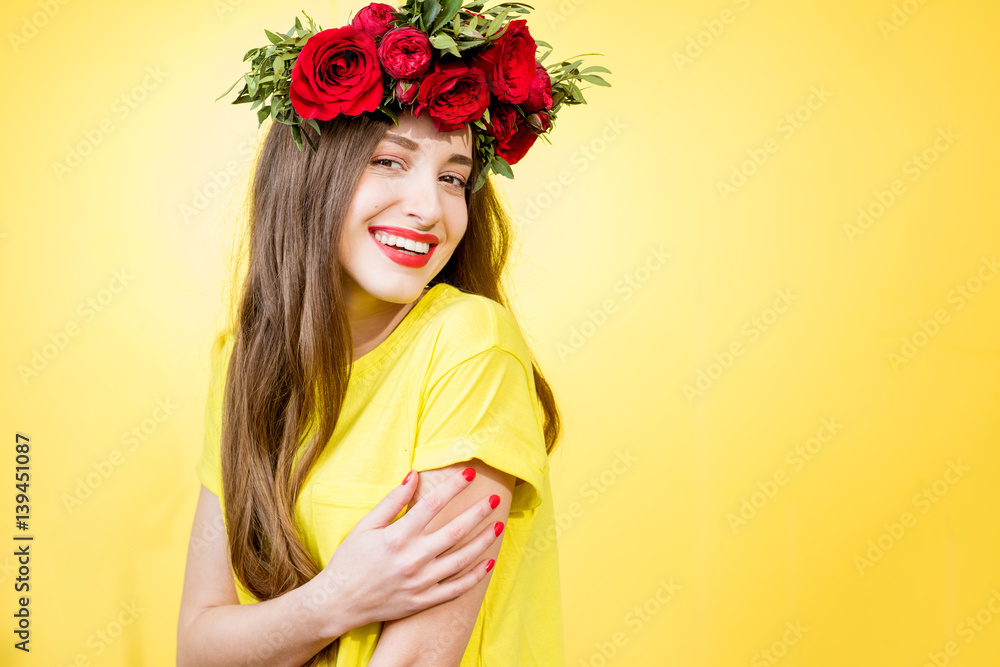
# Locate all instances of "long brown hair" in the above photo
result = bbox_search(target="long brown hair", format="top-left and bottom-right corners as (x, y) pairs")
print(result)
(214, 113), (561, 664)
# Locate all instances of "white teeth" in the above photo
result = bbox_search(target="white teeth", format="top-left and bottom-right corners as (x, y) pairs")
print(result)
(373, 231), (430, 255)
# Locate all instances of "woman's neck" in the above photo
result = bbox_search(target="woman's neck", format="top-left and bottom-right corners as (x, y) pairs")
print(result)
(346, 285), (430, 362)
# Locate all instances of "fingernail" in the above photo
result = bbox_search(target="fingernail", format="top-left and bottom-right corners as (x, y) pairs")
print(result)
(488, 494), (500, 509)
(401, 470), (412, 485)
(494, 521), (504, 536)
(486, 559), (495, 572)
(463, 467), (476, 482)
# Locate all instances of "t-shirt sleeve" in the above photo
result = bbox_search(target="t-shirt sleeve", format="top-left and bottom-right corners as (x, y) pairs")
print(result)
(195, 331), (234, 499)
(412, 344), (548, 513)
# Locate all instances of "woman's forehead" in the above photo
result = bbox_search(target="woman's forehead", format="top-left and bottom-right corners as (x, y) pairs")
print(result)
(387, 110), (473, 156)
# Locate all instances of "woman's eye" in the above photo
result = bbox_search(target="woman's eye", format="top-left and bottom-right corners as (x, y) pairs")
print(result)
(371, 157), (466, 190)
(441, 174), (468, 189)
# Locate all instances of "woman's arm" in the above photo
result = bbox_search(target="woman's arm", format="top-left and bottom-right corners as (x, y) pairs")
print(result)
(176, 485), (354, 667)
(366, 459), (514, 667)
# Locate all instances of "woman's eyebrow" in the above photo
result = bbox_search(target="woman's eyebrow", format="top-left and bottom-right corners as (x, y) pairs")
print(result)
(382, 132), (473, 168)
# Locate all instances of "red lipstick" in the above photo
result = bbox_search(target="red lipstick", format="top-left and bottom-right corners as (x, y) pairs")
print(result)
(369, 226), (438, 269)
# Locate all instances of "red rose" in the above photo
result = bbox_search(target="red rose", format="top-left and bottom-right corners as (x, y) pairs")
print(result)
(486, 103), (538, 165)
(290, 26), (383, 120)
(470, 19), (536, 104)
(378, 27), (432, 79)
(497, 123), (539, 164)
(413, 60), (490, 133)
(351, 2), (397, 39)
(485, 102), (518, 144)
(395, 79), (418, 105)
(523, 60), (552, 112)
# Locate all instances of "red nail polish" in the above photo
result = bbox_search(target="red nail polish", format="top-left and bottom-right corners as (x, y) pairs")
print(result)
(486, 559), (495, 572)
(463, 467), (476, 482)
(489, 494), (500, 509)
(494, 521), (504, 536)
(401, 471), (412, 485)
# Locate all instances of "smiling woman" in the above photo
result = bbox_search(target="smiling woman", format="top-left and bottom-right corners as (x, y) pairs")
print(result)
(178, 2), (610, 666)
(176, 108), (564, 666)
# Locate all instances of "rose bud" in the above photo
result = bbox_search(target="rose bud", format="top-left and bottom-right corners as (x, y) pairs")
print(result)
(395, 79), (419, 105)
(526, 111), (551, 133)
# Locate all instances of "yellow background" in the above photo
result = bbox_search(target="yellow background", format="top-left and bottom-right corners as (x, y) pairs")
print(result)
(2, 0), (998, 665)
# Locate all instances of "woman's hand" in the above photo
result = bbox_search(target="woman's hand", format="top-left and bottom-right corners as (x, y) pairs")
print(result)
(312, 467), (503, 629)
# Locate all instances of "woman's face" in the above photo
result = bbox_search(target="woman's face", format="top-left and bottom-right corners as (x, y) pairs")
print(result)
(339, 108), (474, 307)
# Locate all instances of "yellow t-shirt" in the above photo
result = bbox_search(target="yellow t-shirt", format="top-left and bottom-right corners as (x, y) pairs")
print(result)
(195, 281), (564, 666)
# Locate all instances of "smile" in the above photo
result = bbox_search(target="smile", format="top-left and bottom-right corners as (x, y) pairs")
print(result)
(370, 230), (437, 268)
(373, 231), (430, 255)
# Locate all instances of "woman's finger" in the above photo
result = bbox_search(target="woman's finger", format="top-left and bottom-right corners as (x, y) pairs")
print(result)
(419, 491), (501, 560)
(418, 556), (497, 609)
(424, 517), (504, 586)
(352, 469), (420, 533)
(390, 466), (478, 539)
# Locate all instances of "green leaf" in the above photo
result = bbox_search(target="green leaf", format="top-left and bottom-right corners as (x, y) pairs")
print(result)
(562, 52), (605, 60)
(291, 124), (303, 151)
(491, 156), (514, 179)
(456, 38), (486, 51)
(429, 32), (460, 57)
(556, 59), (583, 73)
(429, 32), (457, 48)
(429, 0), (462, 34)
(299, 10), (321, 33)
(304, 130), (319, 153)
(485, 7), (510, 38)
(472, 168), (488, 193)
(264, 29), (283, 44)
(376, 105), (398, 124)
(257, 106), (269, 123)
(216, 77), (242, 101)
(421, 0), (442, 31)
(459, 21), (484, 38)
(303, 117), (320, 134)
(580, 65), (611, 74)
(578, 74), (610, 86)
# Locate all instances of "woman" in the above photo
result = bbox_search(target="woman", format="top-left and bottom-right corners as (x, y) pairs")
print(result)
(177, 3), (608, 665)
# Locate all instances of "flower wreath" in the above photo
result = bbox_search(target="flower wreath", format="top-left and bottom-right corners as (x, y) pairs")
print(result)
(216, 0), (611, 193)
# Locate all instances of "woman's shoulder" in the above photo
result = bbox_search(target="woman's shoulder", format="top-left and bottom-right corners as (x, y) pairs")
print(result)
(422, 284), (534, 368)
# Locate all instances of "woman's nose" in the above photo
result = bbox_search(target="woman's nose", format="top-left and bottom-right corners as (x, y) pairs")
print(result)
(399, 168), (444, 224)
